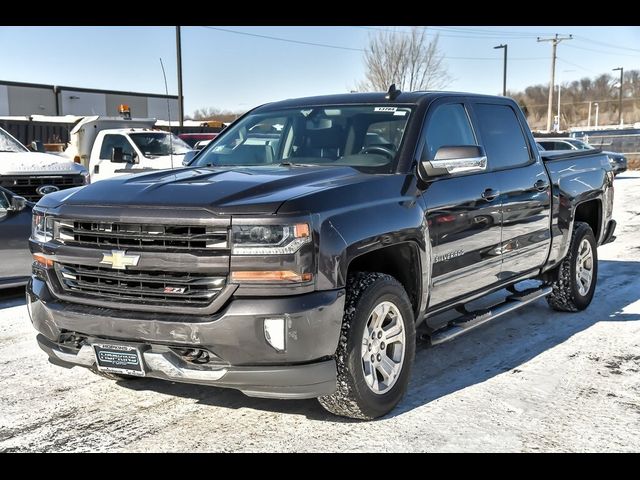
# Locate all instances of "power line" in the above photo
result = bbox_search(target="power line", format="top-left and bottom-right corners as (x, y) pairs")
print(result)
(426, 26), (548, 37)
(564, 43), (640, 58)
(574, 35), (640, 53)
(353, 26), (536, 40)
(200, 26), (546, 61)
(557, 57), (599, 75)
(200, 26), (364, 52)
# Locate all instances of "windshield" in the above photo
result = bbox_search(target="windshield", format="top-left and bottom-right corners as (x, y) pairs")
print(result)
(129, 133), (192, 156)
(192, 105), (413, 171)
(0, 128), (28, 153)
(567, 139), (594, 150)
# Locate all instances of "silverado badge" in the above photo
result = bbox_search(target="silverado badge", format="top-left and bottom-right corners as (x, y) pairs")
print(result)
(100, 250), (140, 270)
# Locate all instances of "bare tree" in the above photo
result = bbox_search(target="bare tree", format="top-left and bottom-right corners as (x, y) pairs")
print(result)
(189, 107), (246, 123)
(358, 27), (451, 92)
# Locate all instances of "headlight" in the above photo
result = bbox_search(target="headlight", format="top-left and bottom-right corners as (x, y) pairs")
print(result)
(231, 223), (311, 255)
(32, 211), (53, 242)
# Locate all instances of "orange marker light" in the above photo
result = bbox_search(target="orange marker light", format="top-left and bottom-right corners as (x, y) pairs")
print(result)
(33, 254), (53, 268)
(294, 223), (310, 238)
(231, 271), (312, 282)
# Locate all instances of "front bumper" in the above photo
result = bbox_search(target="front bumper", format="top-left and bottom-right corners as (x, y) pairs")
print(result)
(28, 277), (345, 399)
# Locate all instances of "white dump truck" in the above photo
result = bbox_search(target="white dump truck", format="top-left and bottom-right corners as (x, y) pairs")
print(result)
(64, 116), (193, 182)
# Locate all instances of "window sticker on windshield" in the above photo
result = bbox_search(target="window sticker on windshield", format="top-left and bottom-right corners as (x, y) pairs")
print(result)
(374, 107), (397, 113)
(393, 110), (408, 116)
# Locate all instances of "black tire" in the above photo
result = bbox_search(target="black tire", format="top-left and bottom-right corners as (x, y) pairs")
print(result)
(547, 221), (598, 312)
(318, 272), (416, 420)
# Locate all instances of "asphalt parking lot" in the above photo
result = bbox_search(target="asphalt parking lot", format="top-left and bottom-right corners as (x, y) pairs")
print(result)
(1, 172), (639, 452)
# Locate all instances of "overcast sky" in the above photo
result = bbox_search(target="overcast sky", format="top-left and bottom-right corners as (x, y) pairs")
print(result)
(0, 26), (638, 115)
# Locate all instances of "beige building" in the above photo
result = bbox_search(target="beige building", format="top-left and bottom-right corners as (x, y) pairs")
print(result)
(0, 80), (179, 120)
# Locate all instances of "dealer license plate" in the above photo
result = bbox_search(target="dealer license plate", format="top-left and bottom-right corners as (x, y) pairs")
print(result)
(93, 343), (145, 377)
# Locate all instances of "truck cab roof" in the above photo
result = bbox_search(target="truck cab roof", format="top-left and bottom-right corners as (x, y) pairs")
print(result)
(254, 90), (506, 112)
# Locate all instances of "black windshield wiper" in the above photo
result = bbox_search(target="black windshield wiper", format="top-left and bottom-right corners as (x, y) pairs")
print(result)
(280, 160), (314, 167)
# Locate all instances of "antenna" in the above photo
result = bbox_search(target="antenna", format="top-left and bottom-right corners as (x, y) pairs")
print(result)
(385, 84), (401, 101)
(159, 57), (174, 169)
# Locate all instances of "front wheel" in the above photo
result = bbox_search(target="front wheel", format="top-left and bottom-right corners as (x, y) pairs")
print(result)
(318, 272), (416, 420)
(547, 221), (598, 312)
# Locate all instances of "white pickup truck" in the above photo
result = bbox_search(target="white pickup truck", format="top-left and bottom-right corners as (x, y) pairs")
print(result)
(0, 126), (89, 202)
(64, 116), (194, 183)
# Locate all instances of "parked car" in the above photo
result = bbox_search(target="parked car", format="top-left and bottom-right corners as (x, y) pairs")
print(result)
(0, 126), (89, 202)
(178, 133), (218, 149)
(28, 90), (615, 420)
(536, 137), (627, 175)
(0, 186), (32, 289)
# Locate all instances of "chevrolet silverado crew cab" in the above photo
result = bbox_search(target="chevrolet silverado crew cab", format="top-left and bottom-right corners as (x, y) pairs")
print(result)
(27, 89), (616, 419)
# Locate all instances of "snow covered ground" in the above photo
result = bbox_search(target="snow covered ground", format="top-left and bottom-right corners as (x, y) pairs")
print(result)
(1, 172), (639, 452)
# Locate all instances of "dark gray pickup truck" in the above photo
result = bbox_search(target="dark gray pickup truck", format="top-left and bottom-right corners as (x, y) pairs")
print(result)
(27, 89), (616, 419)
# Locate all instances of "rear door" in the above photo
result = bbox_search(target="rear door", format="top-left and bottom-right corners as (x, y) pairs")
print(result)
(419, 99), (503, 308)
(469, 101), (551, 280)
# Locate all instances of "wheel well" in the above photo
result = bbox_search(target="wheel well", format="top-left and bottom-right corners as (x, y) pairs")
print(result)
(574, 200), (602, 241)
(347, 243), (421, 318)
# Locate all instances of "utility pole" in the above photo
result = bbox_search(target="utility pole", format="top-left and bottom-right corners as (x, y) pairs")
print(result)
(595, 102), (599, 127)
(537, 34), (572, 131)
(588, 101), (592, 127)
(176, 26), (184, 127)
(494, 44), (507, 96)
(613, 67), (623, 126)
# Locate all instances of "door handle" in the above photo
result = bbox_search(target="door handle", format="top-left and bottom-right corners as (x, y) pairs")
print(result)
(534, 179), (549, 191)
(481, 188), (500, 202)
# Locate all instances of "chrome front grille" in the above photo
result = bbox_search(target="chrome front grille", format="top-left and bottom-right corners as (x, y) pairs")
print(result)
(55, 263), (226, 308)
(57, 221), (228, 251)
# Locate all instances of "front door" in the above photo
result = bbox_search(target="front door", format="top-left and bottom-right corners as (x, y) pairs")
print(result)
(419, 101), (503, 307)
(91, 134), (138, 183)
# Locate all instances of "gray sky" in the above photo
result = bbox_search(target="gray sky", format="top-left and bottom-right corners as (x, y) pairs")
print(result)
(0, 26), (638, 115)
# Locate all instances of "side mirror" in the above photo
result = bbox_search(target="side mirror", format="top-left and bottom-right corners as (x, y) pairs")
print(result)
(419, 145), (487, 179)
(182, 150), (198, 166)
(9, 195), (27, 212)
(111, 147), (134, 163)
(111, 147), (125, 163)
(30, 140), (45, 153)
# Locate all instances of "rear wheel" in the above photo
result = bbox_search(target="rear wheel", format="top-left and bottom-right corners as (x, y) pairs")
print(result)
(318, 272), (415, 420)
(547, 221), (598, 312)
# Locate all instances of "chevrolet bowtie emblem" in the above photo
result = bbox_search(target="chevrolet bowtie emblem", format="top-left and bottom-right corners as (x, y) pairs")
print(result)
(100, 250), (140, 270)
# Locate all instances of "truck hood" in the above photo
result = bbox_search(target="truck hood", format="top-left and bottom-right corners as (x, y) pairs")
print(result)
(36, 165), (371, 214)
(0, 151), (87, 175)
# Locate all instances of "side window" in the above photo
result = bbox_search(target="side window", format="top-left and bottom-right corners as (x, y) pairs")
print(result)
(474, 103), (531, 170)
(423, 103), (476, 161)
(99, 135), (135, 160)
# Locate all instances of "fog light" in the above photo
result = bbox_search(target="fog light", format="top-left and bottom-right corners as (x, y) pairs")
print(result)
(264, 318), (286, 352)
